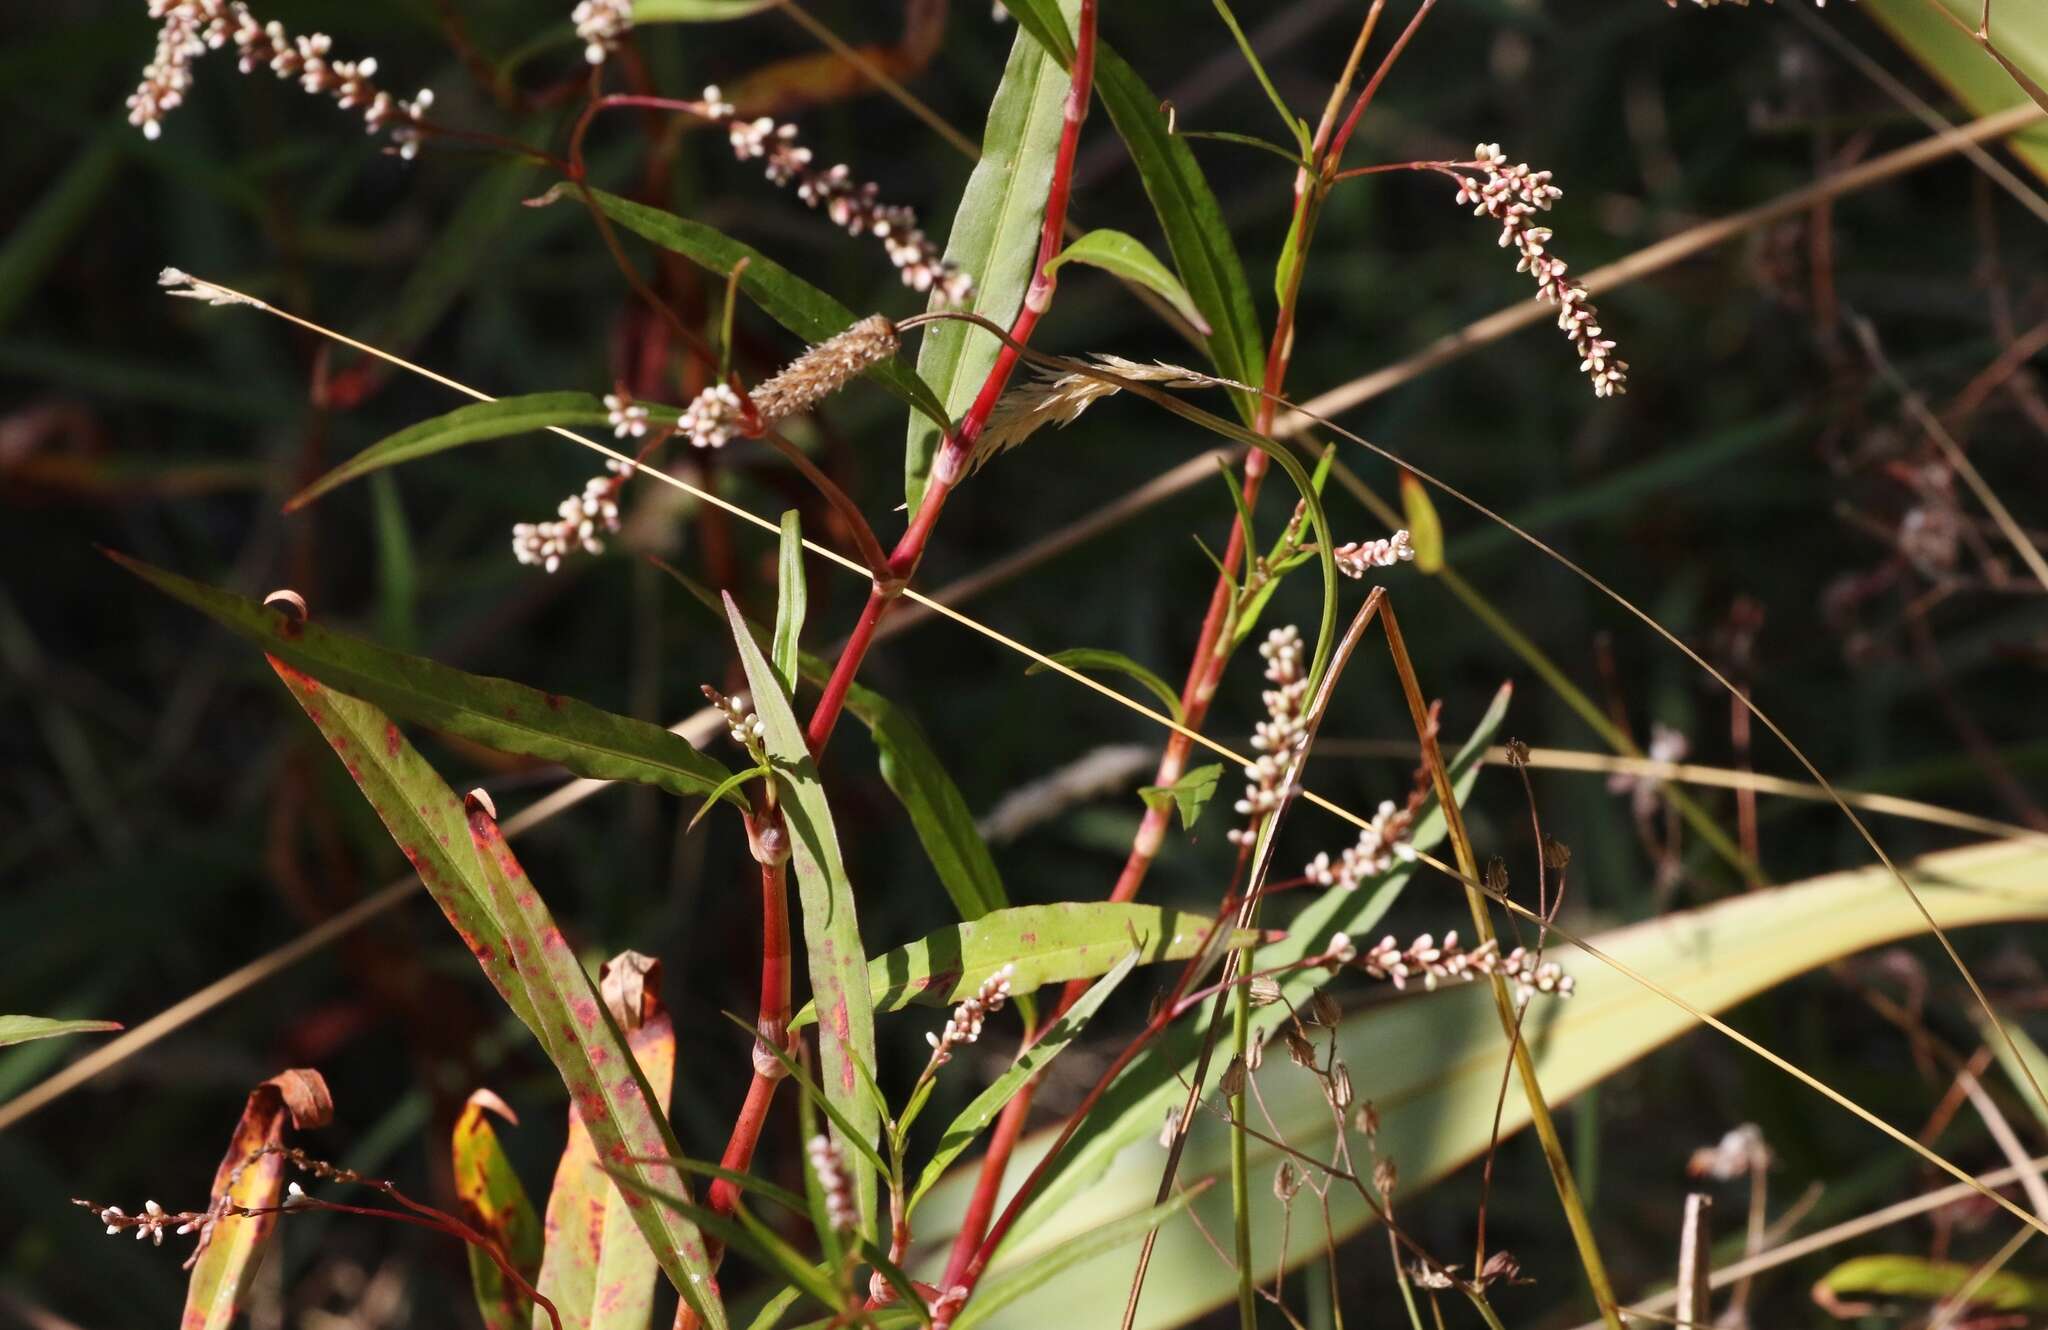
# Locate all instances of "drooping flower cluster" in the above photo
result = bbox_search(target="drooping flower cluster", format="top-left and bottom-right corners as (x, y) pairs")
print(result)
(807, 1135), (858, 1232)
(1228, 625), (1310, 847)
(926, 964), (1014, 1067)
(1452, 144), (1626, 398)
(701, 86), (973, 304)
(1359, 931), (1499, 991)
(701, 685), (766, 750)
(127, 1), (432, 158)
(510, 461), (626, 572)
(605, 392), (650, 439)
(572, 0), (633, 64)
(1333, 530), (1415, 579)
(86, 1199), (200, 1248)
(1304, 799), (1416, 890)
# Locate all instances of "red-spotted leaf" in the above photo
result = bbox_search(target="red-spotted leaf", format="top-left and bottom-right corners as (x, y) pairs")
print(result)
(452, 1090), (543, 1330)
(533, 953), (676, 1330)
(182, 1069), (333, 1330)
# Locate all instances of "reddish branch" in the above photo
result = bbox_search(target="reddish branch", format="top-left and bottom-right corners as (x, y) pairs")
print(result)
(709, 809), (793, 1219)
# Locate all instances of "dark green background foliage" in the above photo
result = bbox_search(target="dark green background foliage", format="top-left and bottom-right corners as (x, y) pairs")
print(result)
(2, 1), (2045, 1325)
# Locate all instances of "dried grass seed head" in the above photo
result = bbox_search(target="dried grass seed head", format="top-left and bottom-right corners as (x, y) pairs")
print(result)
(749, 316), (900, 424)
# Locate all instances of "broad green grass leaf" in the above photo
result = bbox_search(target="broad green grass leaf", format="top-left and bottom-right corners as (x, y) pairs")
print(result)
(582, 189), (947, 430)
(1817, 1254), (2048, 1312)
(450, 1091), (541, 1330)
(464, 819), (725, 1329)
(723, 593), (880, 1238)
(903, 0), (1078, 510)
(949, 1187), (1202, 1330)
(1136, 763), (1221, 831)
(925, 830), (2048, 1326)
(790, 902), (1260, 1027)
(1865, 0), (2048, 181)
(182, 1071), (332, 1330)
(532, 970), (677, 1330)
(111, 552), (739, 806)
(1044, 229), (1210, 335)
(911, 951), (1138, 1211)
(0, 1016), (120, 1047)
(773, 510), (806, 695)
(633, 0), (776, 19)
(1003, 0), (1265, 417)
(1027, 648), (1184, 724)
(288, 392), (616, 510)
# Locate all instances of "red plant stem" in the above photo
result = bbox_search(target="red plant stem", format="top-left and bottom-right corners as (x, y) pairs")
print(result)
(710, 822), (792, 1219)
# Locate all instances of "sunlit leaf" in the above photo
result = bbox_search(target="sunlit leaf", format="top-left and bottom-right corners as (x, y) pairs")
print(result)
(110, 552), (740, 808)
(450, 1090), (541, 1330)
(1865, 0), (2048, 177)
(949, 1185), (1204, 1330)
(790, 902), (1261, 1028)
(772, 510), (807, 696)
(904, 0), (1078, 510)
(724, 593), (880, 1239)
(182, 1070), (333, 1330)
(1137, 763), (1221, 831)
(1044, 229), (1210, 335)
(632, 0), (776, 20)
(1400, 471), (1445, 574)
(1816, 1253), (2048, 1313)
(0, 1015), (120, 1047)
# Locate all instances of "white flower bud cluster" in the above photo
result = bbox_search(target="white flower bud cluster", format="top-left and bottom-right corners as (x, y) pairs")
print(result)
(511, 462), (626, 572)
(1333, 530), (1414, 579)
(1304, 800), (1416, 891)
(605, 392), (650, 439)
(1360, 930), (1501, 992)
(571, 0), (633, 64)
(1688, 1123), (1770, 1180)
(679, 382), (743, 450)
(701, 685), (766, 749)
(127, 2), (432, 158)
(82, 1195), (219, 1253)
(1453, 144), (1626, 398)
(926, 964), (1014, 1067)
(1500, 945), (1576, 1002)
(1228, 625), (1309, 847)
(806, 1135), (858, 1233)
(701, 86), (973, 305)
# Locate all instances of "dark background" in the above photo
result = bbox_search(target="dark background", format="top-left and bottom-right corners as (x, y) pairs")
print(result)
(3, 1), (2046, 1326)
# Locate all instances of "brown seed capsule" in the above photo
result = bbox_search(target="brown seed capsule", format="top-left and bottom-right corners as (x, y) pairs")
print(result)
(1326, 1060), (1354, 1111)
(1306, 993), (1342, 1028)
(1503, 738), (1531, 767)
(1284, 1028), (1317, 1069)
(1248, 975), (1283, 1007)
(1355, 1100), (1380, 1138)
(1542, 835), (1573, 870)
(1219, 1055), (1247, 1097)
(1478, 1250), (1523, 1287)
(1484, 856), (1510, 894)
(1273, 1160), (1300, 1202)
(1373, 1157), (1398, 1200)
(1244, 1035), (1265, 1073)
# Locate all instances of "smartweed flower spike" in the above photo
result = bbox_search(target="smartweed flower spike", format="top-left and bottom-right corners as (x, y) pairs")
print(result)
(604, 393), (649, 439)
(510, 461), (627, 573)
(926, 964), (1014, 1067)
(1342, 930), (1578, 1001)
(1451, 144), (1626, 397)
(572, 0), (633, 64)
(1333, 531), (1415, 578)
(127, 2), (432, 158)
(1305, 799), (1416, 891)
(750, 316), (901, 422)
(1228, 625), (1309, 847)
(700, 87), (972, 304)
(701, 685), (766, 751)
(806, 1135), (858, 1232)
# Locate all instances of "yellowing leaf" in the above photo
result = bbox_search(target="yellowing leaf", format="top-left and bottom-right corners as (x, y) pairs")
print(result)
(452, 1090), (542, 1330)
(1400, 470), (1444, 574)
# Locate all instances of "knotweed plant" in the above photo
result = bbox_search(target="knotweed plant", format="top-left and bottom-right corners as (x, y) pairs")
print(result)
(68, 4), (2010, 1330)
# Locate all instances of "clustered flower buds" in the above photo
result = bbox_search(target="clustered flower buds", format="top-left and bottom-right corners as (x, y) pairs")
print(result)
(678, 383), (743, 451)
(926, 964), (1014, 1067)
(1452, 144), (1626, 398)
(1333, 530), (1415, 579)
(701, 685), (766, 750)
(700, 86), (973, 304)
(128, 2), (432, 158)
(1688, 1122), (1770, 1179)
(571, 0), (633, 64)
(1499, 945), (1576, 1002)
(605, 392), (650, 439)
(1305, 799), (1416, 891)
(806, 1134), (858, 1232)
(1607, 720), (1689, 820)
(1229, 625), (1309, 847)
(511, 461), (626, 572)
(1338, 930), (1577, 1001)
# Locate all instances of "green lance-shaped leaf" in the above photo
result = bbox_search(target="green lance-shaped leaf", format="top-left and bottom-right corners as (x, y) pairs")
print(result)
(580, 189), (947, 430)
(772, 510), (806, 695)
(182, 1070), (333, 1330)
(1027, 648), (1184, 724)
(903, 0), (1080, 511)
(1816, 1254), (2048, 1312)
(450, 1091), (542, 1330)
(532, 957), (678, 1330)
(0, 1015), (120, 1047)
(911, 951), (1139, 1212)
(1000, 0), (1265, 419)
(1044, 229), (1211, 335)
(1864, 0), (2048, 176)
(465, 810), (726, 1329)
(723, 593), (880, 1239)
(109, 551), (740, 808)
(791, 902), (1264, 1028)
(948, 1185), (1205, 1330)
(1138, 763), (1222, 831)
(632, 0), (777, 20)
(288, 392), (624, 511)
